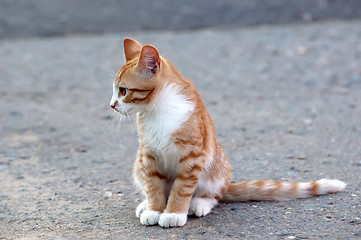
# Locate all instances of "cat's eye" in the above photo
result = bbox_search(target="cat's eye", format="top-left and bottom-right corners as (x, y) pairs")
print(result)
(119, 87), (127, 96)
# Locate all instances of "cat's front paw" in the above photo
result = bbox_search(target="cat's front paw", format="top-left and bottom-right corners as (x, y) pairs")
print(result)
(136, 200), (147, 218)
(140, 210), (160, 226)
(158, 212), (187, 228)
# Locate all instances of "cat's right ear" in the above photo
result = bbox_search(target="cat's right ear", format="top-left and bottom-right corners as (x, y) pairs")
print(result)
(136, 45), (160, 78)
(123, 38), (142, 61)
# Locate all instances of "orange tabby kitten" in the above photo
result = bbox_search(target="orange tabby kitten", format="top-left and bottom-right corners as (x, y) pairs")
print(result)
(109, 38), (346, 228)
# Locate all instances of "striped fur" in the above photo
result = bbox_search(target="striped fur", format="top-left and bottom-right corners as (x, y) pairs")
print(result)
(110, 38), (346, 228)
(222, 179), (346, 202)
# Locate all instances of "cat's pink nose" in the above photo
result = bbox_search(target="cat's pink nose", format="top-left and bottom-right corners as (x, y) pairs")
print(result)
(110, 101), (118, 109)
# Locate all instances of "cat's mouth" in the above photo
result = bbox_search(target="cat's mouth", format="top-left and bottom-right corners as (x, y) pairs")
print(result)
(114, 106), (134, 115)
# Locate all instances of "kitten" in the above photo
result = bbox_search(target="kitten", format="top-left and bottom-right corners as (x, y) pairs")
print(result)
(109, 38), (346, 228)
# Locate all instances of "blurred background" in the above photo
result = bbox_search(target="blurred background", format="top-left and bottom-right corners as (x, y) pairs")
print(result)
(1, 0), (361, 39)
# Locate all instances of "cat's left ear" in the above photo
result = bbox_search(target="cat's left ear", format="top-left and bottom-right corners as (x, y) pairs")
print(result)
(136, 45), (160, 77)
(123, 38), (142, 61)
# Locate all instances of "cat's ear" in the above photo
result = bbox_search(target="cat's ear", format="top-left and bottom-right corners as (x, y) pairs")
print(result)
(136, 45), (160, 77)
(123, 38), (142, 61)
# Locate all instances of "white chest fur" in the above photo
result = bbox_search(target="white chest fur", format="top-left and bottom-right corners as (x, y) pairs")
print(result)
(138, 84), (194, 175)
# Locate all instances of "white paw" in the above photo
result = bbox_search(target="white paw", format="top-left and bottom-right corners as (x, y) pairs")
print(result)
(158, 212), (187, 228)
(140, 210), (160, 226)
(135, 200), (147, 218)
(188, 197), (218, 217)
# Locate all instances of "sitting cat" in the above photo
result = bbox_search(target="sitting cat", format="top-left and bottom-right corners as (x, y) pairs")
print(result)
(109, 38), (346, 228)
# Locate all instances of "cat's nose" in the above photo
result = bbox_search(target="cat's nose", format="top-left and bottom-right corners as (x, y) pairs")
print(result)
(110, 100), (118, 109)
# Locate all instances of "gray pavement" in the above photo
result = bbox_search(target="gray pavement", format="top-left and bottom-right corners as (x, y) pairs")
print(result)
(0, 20), (361, 239)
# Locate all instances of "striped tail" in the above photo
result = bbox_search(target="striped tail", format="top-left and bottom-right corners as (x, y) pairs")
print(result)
(221, 179), (346, 202)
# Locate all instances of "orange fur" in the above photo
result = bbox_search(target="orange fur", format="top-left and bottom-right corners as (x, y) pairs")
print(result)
(110, 38), (346, 227)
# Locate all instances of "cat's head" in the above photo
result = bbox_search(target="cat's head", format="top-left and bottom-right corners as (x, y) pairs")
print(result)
(110, 38), (163, 115)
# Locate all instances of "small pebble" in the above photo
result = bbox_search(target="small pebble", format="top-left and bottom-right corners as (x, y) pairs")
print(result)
(349, 219), (361, 225)
(20, 154), (30, 159)
(279, 233), (292, 237)
(297, 46), (307, 55)
(79, 182), (87, 188)
(352, 161), (361, 167)
(73, 177), (81, 183)
(76, 147), (87, 153)
(104, 191), (112, 198)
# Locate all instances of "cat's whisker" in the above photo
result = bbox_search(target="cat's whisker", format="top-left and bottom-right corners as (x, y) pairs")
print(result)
(119, 108), (127, 134)
(122, 113), (128, 135)
(96, 65), (114, 77)
(124, 108), (132, 125)
(96, 60), (119, 84)
(120, 112), (125, 134)
(108, 111), (120, 130)
(106, 112), (114, 128)
(116, 112), (121, 133)
(105, 58), (120, 78)
(96, 67), (116, 84)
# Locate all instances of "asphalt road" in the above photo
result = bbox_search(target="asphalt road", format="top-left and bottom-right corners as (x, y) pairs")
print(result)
(0, 20), (360, 239)
(1, 0), (361, 39)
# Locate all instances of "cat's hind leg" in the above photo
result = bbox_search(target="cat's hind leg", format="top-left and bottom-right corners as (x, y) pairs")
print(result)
(188, 197), (218, 217)
(136, 200), (147, 218)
